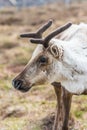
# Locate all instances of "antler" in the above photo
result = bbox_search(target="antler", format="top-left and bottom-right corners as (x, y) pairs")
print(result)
(20, 20), (52, 38)
(30, 22), (72, 48)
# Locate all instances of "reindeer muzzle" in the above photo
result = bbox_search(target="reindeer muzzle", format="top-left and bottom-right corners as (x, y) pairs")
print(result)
(12, 79), (31, 92)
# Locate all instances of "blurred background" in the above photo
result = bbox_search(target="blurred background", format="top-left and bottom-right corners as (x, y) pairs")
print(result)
(0, 0), (87, 130)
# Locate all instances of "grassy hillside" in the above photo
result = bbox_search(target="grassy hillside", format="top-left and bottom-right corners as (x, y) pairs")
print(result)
(0, 2), (87, 130)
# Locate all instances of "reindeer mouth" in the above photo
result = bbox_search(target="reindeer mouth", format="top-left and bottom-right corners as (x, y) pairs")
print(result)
(12, 79), (32, 93)
(18, 86), (32, 93)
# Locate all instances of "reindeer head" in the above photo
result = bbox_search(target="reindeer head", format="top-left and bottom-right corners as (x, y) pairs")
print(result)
(12, 20), (72, 92)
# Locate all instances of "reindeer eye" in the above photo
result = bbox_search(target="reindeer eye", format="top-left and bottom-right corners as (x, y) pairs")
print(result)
(39, 56), (48, 64)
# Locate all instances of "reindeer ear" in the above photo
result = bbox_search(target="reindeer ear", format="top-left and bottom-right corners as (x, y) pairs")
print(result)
(50, 44), (64, 60)
(50, 45), (59, 58)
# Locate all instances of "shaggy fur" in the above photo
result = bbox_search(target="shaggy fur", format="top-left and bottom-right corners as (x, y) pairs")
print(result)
(14, 23), (87, 94)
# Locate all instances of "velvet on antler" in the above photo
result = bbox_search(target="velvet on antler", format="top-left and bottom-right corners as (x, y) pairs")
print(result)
(30, 22), (72, 48)
(20, 20), (72, 48)
(20, 20), (52, 38)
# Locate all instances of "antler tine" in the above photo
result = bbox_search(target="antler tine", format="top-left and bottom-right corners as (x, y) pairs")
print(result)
(37, 19), (52, 35)
(30, 38), (44, 44)
(20, 20), (52, 38)
(45, 22), (72, 43)
(30, 22), (72, 48)
(20, 32), (38, 38)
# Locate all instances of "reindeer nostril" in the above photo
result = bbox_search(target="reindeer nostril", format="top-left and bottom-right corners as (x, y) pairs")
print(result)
(12, 79), (23, 89)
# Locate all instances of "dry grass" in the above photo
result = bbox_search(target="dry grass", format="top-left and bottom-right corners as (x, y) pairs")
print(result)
(0, 2), (87, 130)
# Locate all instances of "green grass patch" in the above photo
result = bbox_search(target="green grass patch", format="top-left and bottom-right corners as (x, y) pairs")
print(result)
(1, 117), (28, 130)
(33, 126), (41, 130)
(74, 110), (83, 118)
(0, 80), (11, 91)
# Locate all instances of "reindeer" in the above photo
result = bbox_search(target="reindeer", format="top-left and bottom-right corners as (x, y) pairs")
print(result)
(12, 20), (87, 130)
